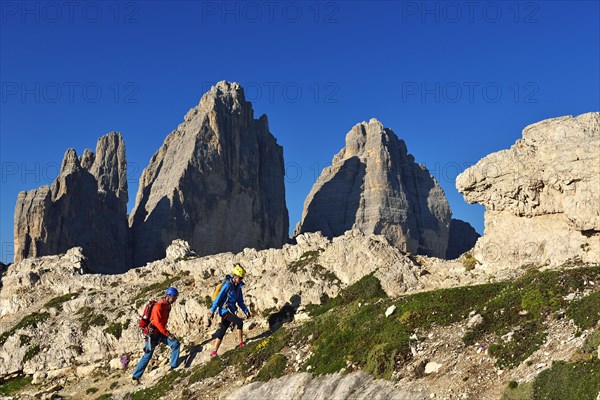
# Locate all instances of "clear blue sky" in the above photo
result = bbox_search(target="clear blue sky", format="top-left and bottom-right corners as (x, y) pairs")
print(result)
(1, 1), (599, 263)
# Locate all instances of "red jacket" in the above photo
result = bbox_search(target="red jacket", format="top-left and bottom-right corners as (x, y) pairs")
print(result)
(150, 298), (172, 336)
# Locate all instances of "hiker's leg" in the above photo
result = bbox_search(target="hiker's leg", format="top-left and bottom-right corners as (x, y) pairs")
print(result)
(132, 336), (156, 379)
(167, 336), (180, 368)
(212, 317), (230, 353)
(226, 313), (245, 345)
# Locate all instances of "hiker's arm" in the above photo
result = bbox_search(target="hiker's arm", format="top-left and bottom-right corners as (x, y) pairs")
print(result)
(237, 288), (249, 314)
(153, 304), (171, 336)
(210, 281), (230, 314)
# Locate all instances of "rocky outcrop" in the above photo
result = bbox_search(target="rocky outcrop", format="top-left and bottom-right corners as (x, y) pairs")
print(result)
(295, 118), (451, 258)
(13, 132), (129, 273)
(0, 230), (422, 379)
(227, 371), (430, 400)
(446, 219), (480, 259)
(129, 81), (289, 267)
(457, 112), (600, 268)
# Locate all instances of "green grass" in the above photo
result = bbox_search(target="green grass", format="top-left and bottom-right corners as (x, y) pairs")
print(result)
(254, 354), (287, 382)
(582, 328), (600, 355)
(23, 344), (40, 363)
(501, 381), (534, 400)
(128, 369), (189, 400)
(133, 275), (182, 305)
(532, 360), (600, 400)
(463, 266), (600, 368)
(288, 250), (324, 273)
(187, 328), (291, 384)
(77, 306), (108, 334)
(0, 311), (50, 346)
(0, 375), (33, 396)
(43, 292), (80, 311)
(566, 291), (600, 330)
(95, 393), (113, 400)
(188, 357), (224, 382)
(300, 275), (504, 378)
(104, 322), (125, 339)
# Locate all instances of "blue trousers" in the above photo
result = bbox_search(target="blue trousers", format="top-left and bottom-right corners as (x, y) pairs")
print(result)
(132, 333), (180, 379)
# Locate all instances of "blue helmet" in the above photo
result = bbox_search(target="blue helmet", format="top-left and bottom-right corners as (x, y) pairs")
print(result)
(165, 287), (179, 297)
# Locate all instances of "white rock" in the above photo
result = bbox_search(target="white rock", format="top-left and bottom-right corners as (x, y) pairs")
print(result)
(385, 305), (396, 318)
(424, 361), (443, 374)
(32, 371), (47, 384)
(467, 314), (483, 329)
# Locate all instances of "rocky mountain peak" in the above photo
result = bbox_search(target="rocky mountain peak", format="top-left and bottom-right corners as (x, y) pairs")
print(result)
(129, 81), (288, 267)
(14, 132), (130, 273)
(296, 119), (451, 258)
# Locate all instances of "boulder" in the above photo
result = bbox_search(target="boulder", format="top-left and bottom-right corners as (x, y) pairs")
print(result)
(457, 113), (600, 268)
(130, 81), (289, 267)
(295, 118), (451, 258)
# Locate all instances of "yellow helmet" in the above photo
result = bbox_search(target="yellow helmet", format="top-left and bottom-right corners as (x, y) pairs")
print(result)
(232, 263), (246, 278)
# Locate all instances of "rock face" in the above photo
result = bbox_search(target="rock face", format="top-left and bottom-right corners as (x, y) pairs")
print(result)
(227, 371), (430, 400)
(456, 112), (600, 268)
(446, 219), (480, 259)
(130, 81), (289, 267)
(13, 132), (129, 273)
(295, 118), (451, 258)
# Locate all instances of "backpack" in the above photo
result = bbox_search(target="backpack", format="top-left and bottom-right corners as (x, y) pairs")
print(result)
(138, 299), (156, 334)
(211, 275), (232, 307)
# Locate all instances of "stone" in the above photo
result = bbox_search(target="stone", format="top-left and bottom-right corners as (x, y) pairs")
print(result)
(385, 305), (396, 318)
(457, 113), (600, 269)
(446, 219), (480, 259)
(467, 314), (483, 329)
(424, 362), (443, 374)
(130, 81), (289, 267)
(13, 132), (130, 273)
(32, 371), (47, 384)
(165, 240), (197, 261)
(295, 118), (451, 258)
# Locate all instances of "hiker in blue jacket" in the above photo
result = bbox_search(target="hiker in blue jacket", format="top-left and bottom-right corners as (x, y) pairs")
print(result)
(207, 263), (251, 357)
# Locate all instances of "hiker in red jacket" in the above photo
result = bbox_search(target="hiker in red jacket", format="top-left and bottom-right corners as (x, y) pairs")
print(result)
(132, 287), (180, 383)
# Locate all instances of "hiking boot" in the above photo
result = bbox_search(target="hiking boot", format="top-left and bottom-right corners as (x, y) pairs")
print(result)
(210, 350), (218, 358)
(237, 342), (246, 348)
(131, 377), (140, 385)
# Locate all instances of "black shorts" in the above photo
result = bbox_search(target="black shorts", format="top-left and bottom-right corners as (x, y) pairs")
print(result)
(214, 312), (244, 340)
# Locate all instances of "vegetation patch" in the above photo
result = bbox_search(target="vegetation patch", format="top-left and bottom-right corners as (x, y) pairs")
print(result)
(463, 266), (600, 368)
(301, 275), (504, 378)
(0, 311), (50, 346)
(254, 353), (287, 382)
(133, 275), (182, 306)
(0, 375), (33, 396)
(310, 264), (341, 285)
(188, 356), (224, 382)
(532, 359), (600, 400)
(43, 292), (80, 311)
(128, 369), (189, 400)
(105, 322), (125, 339)
(23, 344), (40, 363)
(501, 381), (534, 400)
(77, 306), (108, 334)
(307, 274), (388, 317)
(566, 290), (600, 330)
(462, 252), (478, 271)
(95, 394), (113, 400)
(86, 387), (99, 394)
(288, 249), (324, 273)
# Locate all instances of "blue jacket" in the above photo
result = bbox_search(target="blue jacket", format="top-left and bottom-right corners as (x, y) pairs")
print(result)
(210, 277), (249, 317)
